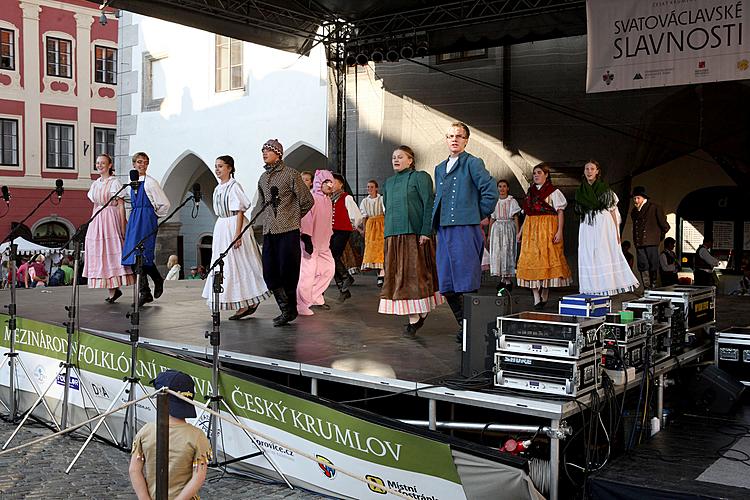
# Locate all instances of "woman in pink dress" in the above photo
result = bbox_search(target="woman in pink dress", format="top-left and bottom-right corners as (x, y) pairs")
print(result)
(83, 153), (134, 302)
(297, 170), (335, 315)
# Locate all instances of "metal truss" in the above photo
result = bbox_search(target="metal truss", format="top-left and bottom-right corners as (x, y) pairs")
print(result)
(110, 0), (333, 43)
(349, 0), (585, 43)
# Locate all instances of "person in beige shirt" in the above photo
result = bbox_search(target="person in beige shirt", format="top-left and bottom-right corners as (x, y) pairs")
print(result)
(130, 370), (211, 500)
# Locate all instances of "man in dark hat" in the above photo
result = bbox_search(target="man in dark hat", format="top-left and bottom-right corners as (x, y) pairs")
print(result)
(257, 139), (314, 326)
(630, 186), (670, 289)
(129, 370), (211, 500)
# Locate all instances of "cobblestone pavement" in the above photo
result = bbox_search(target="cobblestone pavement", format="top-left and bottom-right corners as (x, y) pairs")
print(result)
(0, 418), (325, 499)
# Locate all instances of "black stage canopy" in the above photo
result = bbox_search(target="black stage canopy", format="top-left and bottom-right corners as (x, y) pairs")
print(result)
(94, 0), (586, 56)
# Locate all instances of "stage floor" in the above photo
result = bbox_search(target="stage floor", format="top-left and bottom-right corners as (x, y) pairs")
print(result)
(6, 277), (750, 385)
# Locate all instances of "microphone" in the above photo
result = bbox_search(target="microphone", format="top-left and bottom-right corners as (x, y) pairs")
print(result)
(1, 186), (9, 207)
(129, 169), (140, 195)
(270, 185), (279, 218)
(191, 183), (202, 207)
(55, 179), (64, 201)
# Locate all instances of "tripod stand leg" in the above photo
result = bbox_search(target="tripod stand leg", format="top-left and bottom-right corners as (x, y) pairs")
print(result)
(0, 356), (11, 413)
(71, 367), (119, 445)
(66, 381), (131, 474)
(219, 399), (293, 490)
(2, 362), (65, 450)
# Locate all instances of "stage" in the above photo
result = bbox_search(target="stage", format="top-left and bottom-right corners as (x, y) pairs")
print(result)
(6, 277), (750, 500)
(12, 276), (465, 383)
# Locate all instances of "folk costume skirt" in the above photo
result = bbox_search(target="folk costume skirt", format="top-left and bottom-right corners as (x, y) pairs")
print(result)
(516, 214), (572, 289)
(83, 204), (134, 289)
(578, 210), (639, 295)
(202, 215), (271, 310)
(489, 219), (518, 279)
(378, 235), (444, 315)
(361, 215), (385, 270)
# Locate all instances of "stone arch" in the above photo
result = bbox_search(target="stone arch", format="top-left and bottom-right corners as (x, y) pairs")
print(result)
(31, 216), (74, 248)
(161, 150), (216, 213)
(283, 141), (328, 172)
(156, 150), (218, 274)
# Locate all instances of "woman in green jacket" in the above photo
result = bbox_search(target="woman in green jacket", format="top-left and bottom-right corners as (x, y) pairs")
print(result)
(378, 145), (444, 337)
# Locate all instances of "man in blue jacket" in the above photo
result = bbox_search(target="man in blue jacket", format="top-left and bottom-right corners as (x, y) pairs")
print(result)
(432, 122), (498, 342)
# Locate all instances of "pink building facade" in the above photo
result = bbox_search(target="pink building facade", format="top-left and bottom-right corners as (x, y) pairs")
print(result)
(0, 0), (117, 246)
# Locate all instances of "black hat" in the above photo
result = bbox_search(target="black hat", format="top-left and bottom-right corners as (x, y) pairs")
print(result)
(153, 370), (197, 419)
(631, 186), (649, 199)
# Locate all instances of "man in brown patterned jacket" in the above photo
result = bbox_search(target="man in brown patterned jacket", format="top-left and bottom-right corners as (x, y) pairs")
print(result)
(630, 186), (670, 289)
(257, 139), (314, 326)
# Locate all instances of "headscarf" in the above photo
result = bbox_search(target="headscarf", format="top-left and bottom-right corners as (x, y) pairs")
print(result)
(574, 178), (616, 224)
(313, 169), (333, 196)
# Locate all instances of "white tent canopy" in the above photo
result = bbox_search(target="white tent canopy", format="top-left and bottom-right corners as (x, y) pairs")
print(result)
(0, 237), (73, 257)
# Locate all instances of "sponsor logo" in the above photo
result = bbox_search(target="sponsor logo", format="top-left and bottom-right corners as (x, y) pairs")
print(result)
(56, 374), (79, 390)
(386, 479), (439, 500)
(633, 73), (643, 80)
(316, 455), (336, 479)
(91, 383), (111, 400)
(738, 59), (749, 71)
(694, 60), (709, 77)
(254, 437), (294, 457)
(33, 365), (46, 384)
(365, 475), (386, 494)
(196, 413), (222, 439)
(505, 356), (532, 365)
(602, 70), (614, 85)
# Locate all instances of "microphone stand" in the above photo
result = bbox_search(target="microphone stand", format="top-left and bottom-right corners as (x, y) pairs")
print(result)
(3, 184), (129, 450)
(1, 186), (63, 422)
(66, 190), (200, 471)
(195, 194), (291, 488)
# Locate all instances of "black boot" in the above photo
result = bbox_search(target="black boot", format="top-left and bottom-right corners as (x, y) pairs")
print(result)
(445, 293), (464, 343)
(273, 288), (298, 327)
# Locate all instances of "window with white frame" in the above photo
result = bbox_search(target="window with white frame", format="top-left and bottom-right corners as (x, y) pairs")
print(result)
(0, 118), (19, 166)
(94, 127), (115, 160)
(0, 28), (14, 71)
(215, 35), (243, 92)
(47, 36), (72, 78)
(94, 45), (117, 84)
(46, 123), (74, 169)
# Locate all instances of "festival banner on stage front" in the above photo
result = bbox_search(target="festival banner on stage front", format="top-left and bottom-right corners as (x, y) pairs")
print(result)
(0, 315), (538, 499)
(586, 0), (750, 93)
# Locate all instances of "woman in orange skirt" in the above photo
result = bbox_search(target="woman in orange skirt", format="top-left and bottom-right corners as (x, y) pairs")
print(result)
(516, 163), (572, 309)
(359, 179), (385, 286)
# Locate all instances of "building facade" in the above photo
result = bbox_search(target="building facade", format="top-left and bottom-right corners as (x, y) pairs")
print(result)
(0, 0), (118, 246)
(116, 12), (329, 272)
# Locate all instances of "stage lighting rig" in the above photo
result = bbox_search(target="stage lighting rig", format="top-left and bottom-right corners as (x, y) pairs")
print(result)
(344, 50), (357, 66)
(371, 46), (385, 63)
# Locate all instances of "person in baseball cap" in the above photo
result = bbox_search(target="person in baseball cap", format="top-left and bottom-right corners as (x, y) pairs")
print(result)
(130, 369), (211, 499)
(152, 369), (197, 418)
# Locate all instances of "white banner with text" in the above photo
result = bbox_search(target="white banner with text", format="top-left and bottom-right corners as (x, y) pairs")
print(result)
(586, 0), (749, 93)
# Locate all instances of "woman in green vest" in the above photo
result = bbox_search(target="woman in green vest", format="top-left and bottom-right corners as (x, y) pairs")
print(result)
(378, 146), (444, 337)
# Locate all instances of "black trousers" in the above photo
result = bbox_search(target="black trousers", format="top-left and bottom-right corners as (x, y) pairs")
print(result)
(694, 269), (715, 287)
(636, 245), (660, 273)
(132, 264), (163, 296)
(330, 230), (351, 284)
(263, 230), (301, 299)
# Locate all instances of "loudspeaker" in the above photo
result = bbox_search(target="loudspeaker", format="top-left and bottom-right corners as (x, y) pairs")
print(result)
(461, 294), (510, 378)
(690, 365), (745, 414)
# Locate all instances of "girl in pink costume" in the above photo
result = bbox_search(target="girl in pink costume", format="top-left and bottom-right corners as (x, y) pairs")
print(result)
(297, 170), (336, 315)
